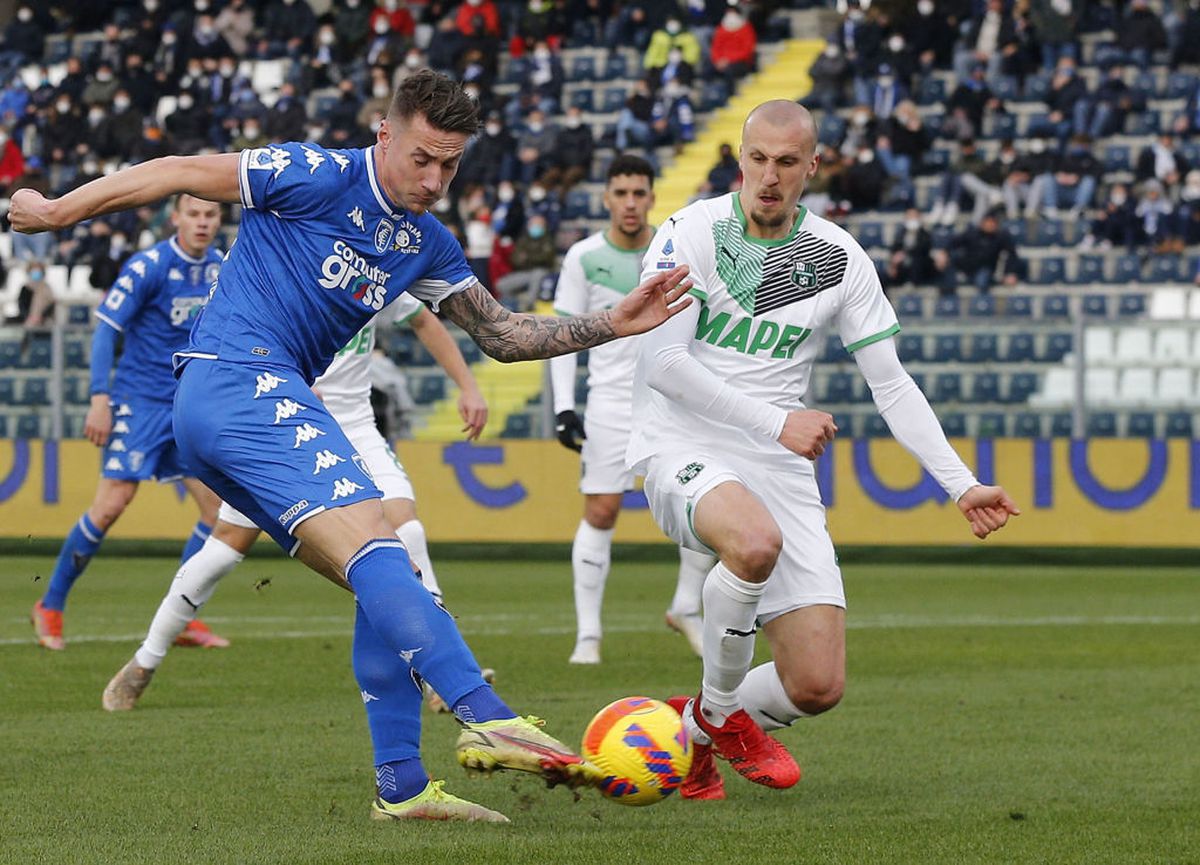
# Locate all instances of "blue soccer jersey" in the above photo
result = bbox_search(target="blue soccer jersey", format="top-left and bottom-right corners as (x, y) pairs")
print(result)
(180, 142), (476, 384)
(96, 237), (223, 404)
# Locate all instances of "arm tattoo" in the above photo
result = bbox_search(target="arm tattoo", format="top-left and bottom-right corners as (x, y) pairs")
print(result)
(440, 283), (617, 362)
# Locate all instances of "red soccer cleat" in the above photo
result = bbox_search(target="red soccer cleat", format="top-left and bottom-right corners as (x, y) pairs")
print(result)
(691, 695), (801, 789)
(174, 619), (230, 648)
(31, 600), (65, 650)
(666, 695), (725, 800)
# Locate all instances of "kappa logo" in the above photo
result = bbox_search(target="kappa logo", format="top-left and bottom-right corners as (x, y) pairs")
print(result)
(360, 689), (379, 704)
(347, 206), (365, 232)
(168, 268), (183, 281)
(116, 275), (134, 292)
(130, 259), (147, 278)
(109, 439), (126, 452)
(112, 420), (129, 434)
(145, 248), (160, 263)
(675, 462), (705, 485)
(312, 449), (345, 474)
(292, 423), (326, 448)
(277, 498), (309, 526)
(105, 456), (123, 471)
(398, 647), (421, 663)
(301, 144), (325, 174)
(330, 151), (350, 173)
(268, 146), (291, 177)
(374, 219), (394, 254)
(318, 240), (392, 311)
(115, 404), (133, 417)
(789, 259), (817, 289)
(272, 398), (306, 424)
(331, 477), (365, 500)
(253, 372), (287, 398)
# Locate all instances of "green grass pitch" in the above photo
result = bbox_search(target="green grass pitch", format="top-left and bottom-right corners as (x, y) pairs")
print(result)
(1, 553), (1197, 864)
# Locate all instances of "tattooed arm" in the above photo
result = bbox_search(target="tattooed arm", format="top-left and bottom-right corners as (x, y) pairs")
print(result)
(439, 266), (692, 362)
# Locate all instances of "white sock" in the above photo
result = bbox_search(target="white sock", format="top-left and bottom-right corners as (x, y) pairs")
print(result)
(737, 661), (808, 731)
(135, 537), (244, 669)
(699, 562), (765, 727)
(572, 520), (613, 643)
(669, 547), (715, 617)
(395, 519), (440, 600)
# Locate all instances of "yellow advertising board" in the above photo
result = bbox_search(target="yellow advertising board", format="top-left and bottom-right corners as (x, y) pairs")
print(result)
(0, 439), (1195, 547)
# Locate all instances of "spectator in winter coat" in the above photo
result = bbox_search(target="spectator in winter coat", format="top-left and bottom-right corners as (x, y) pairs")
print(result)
(710, 7), (757, 88)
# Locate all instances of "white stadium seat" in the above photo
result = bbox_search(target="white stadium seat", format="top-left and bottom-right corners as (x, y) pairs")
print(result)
(1157, 368), (1194, 404)
(1029, 367), (1075, 408)
(251, 60), (286, 97)
(67, 265), (96, 300)
(1118, 367), (1155, 404)
(0, 231), (11, 260)
(1154, 328), (1192, 362)
(1148, 287), (1188, 320)
(155, 95), (177, 127)
(44, 264), (69, 298)
(1189, 289), (1200, 320)
(1083, 327), (1114, 363)
(1085, 368), (1118, 405)
(1114, 328), (1153, 364)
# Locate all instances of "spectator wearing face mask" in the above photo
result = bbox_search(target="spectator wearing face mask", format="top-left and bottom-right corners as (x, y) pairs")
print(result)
(82, 63), (121, 108)
(905, 0), (955, 71)
(868, 63), (908, 121)
(1027, 56), (1088, 144)
(617, 78), (655, 150)
(611, 4), (654, 52)
(644, 16), (702, 77)
(456, 0), (502, 61)
(1118, 0), (1167, 70)
(933, 211), (1026, 295)
(701, 142), (740, 197)
(1003, 137), (1054, 218)
(836, 0), (884, 106)
(154, 27), (185, 87)
(710, 4), (757, 88)
(491, 180), (525, 238)
(1038, 134), (1099, 220)
(1178, 170), (1200, 246)
(807, 42), (849, 113)
(230, 118), (268, 151)
(1136, 133), (1190, 193)
(458, 111), (515, 187)
(1078, 64), (1142, 139)
(189, 12), (233, 61)
(830, 144), (889, 212)
(2, 4), (45, 64)
(525, 181), (561, 231)
(120, 52), (157, 115)
(261, 0), (317, 58)
(1136, 179), (1179, 252)
(497, 214), (557, 310)
(649, 46), (695, 93)
(518, 40), (564, 115)
(953, 0), (1019, 84)
(945, 63), (1001, 139)
(216, 0), (256, 56)
(326, 78), (364, 142)
(366, 12), (411, 67)
(515, 0), (567, 56)
(358, 72), (393, 128)
(265, 82), (308, 142)
(886, 207), (936, 288)
(1080, 183), (1139, 251)
(1029, 0), (1080, 71)
(94, 89), (145, 160)
(164, 90), (209, 153)
(540, 106), (595, 196)
(514, 109), (557, 185)
(43, 96), (85, 168)
(651, 79), (696, 150)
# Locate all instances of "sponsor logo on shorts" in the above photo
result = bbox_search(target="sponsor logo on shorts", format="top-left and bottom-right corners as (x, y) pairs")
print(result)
(253, 372), (287, 399)
(272, 398), (306, 424)
(318, 240), (392, 311)
(313, 449), (346, 474)
(293, 423), (326, 448)
(278, 499), (310, 526)
(675, 462), (705, 485)
(331, 477), (365, 500)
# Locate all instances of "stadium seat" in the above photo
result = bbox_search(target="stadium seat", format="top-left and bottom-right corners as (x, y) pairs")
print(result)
(897, 333), (926, 362)
(968, 332), (998, 362)
(895, 293), (925, 320)
(1004, 294), (1033, 317)
(699, 80), (730, 111)
(1042, 331), (1072, 362)
(63, 376), (88, 405)
(0, 340), (19, 369)
(1031, 368), (1074, 408)
(1165, 411), (1194, 437)
(68, 304), (92, 325)
(822, 372), (855, 403)
(932, 372), (962, 403)
(940, 412), (967, 437)
(856, 221), (885, 250)
(574, 375), (589, 406)
(502, 57), (528, 85)
(65, 340), (88, 368)
(1004, 332), (1036, 362)
(20, 378), (49, 406)
(967, 295), (995, 317)
(0, 377), (14, 404)
(970, 372), (1001, 403)
(1041, 294), (1070, 318)
(832, 413), (855, 438)
(603, 52), (628, 80)
(1126, 412), (1156, 437)
(20, 340), (52, 370)
(934, 295), (960, 317)
(1007, 372), (1040, 404)
(1103, 144), (1132, 173)
(1154, 327), (1191, 361)
(1113, 254), (1143, 284)
(992, 75), (1020, 101)
(599, 87), (626, 113)
(1148, 287), (1187, 319)
(1165, 71), (1198, 99)
(1157, 368), (1194, 403)
(538, 272), (559, 303)
(921, 148), (951, 174)
(1032, 220), (1065, 247)
(1126, 110), (1160, 136)
(0, 414), (7, 437)
(569, 87), (595, 112)
(570, 55), (597, 80)
(1024, 73), (1052, 101)
(916, 77), (946, 105)
(822, 335), (846, 363)
(1188, 289), (1200, 319)
(1087, 412), (1118, 437)
(862, 414), (891, 437)
(932, 333), (963, 362)
(987, 112), (1017, 140)
(1117, 294), (1147, 317)
(563, 189), (592, 219)
(500, 413), (533, 439)
(909, 371), (927, 393)
(818, 114), (845, 147)
(1085, 368), (1118, 404)
(976, 412), (1007, 437)
(1118, 367), (1155, 403)
(1073, 255), (1106, 285)
(1147, 256), (1181, 284)
(412, 375), (446, 404)
(16, 415), (41, 439)
(1013, 412), (1042, 437)
(1083, 326), (1114, 361)
(1115, 328), (1153, 363)
(1034, 257), (1067, 285)
(1046, 412), (1072, 437)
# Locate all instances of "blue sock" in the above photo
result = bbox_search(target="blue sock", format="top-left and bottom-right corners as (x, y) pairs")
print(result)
(180, 520), (212, 564)
(346, 540), (514, 723)
(353, 605), (427, 801)
(42, 514), (105, 611)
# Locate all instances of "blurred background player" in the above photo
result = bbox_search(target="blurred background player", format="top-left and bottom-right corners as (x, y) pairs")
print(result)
(549, 154), (715, 665)
(628, 101), (1019, 799)
(31, 195), (227, 652)
(103, 293), (490, 713)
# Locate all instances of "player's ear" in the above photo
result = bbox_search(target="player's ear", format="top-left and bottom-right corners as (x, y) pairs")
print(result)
(378, 116), (392, 150)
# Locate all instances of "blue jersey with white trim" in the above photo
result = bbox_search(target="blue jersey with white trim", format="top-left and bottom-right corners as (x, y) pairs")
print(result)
(96, 237), (223, 404)
(182, 142), (476, 384)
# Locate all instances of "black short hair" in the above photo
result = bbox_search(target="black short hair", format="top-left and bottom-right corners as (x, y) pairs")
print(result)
(388, 69), (480, 136)
(606, 154), (655, 187)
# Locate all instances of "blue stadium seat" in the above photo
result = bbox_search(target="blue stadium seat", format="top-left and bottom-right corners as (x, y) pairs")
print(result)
(569, 87), (595, 112)
(934, 295), (960, 317)
(599, 87), (627, 113)
(65, 340), (88, 368)
(1023, 73), (1052, 102)
(1082, 294), (1109, 317)
(1165, 411), (1193, 437)
(1032, 220), (1065, 247)
(311, 92), (339, 120)
(603, 52), (628, 80)
(1147, 256), (1181, 283)
(970, 372), (1001, 403)
(1087, 412), (1118, 437)
(1093, 42), (1129, 67)
(0, 340), (20, 369)
(20, 378), (49, 406)
(574, 375), (589, 406)
(0, 377), (14, 404)
(1166, 71), (1198, 99)
(1042, 331), (1073, 362)
(0, 414), (7, 437)
(570, 55), (598, 80)
(967, 294), (996, 317)
(987, 112), (1017, 140)
(1118, 294), (1147, 317)
(916, 77), (946, 105)
(897, 333), (926, 362)
(940, 412), (967, 437)
(1013, 412), (1043, 437)
(1005, 294), (1033, 317)
(1007, 372), (1039, 404)
(1103, 145), (1132, 173)
(501, 413), (534, 438)
(1182, 143), (1200, 168)
(1128, 111), (1162, 136)
(412, 375), (445, 404)
(456, 337), (483, 364)
(538, 272), (559, 303)
(1041, 294), (1070, 318)
(992, 75), (1021, 101)
(920, 148), (951, 174)
(16, 415), (41, 439)
(933, 333), (963, 362)
(1132, 70), (1160, 98)
(1003, 217), (1027, 243)
(19, 340), (52, 369)
(1034, 257), (1067, 285)
(832, 413), (855, 438)
(968, 333), (998, 362)
(64, 376), (88, 405)
(822, 372), (855, 403)
(502, 57), (528, 85)
(822, 335), (845, 363)
(1050, 413), (1074, 437)
(932, 372), (962, 403)
(1126, 412), (1156, 437)
(563, 189), (592, 219)
(856, 221), (885, 250)
(976, 412), (1008, 437)
(1113, 254), (1143, 283)
(862, 414), (891, 437)
(909, 371), (927, 393)
(1074, 254), (1106, 284)
(68, 304), (92, 325)
(1005, 332), (1036, 362)
(699, 80), (730, 111)
(818, 114), (845, 147)
(895, 293), (925, 320)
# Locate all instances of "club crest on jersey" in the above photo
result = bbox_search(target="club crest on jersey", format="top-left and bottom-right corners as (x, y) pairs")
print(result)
(375, 219), (394, 254)
(790, 260), (818, 289)
(676, 462), (705, 485)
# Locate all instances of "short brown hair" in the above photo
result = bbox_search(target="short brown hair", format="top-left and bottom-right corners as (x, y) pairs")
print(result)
(388, 69), (480, 136)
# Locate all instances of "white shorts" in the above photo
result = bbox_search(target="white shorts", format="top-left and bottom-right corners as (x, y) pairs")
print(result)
(217, 417), (415, 530)
(642, 450), (845, 622)
(580, 407), (635, 495)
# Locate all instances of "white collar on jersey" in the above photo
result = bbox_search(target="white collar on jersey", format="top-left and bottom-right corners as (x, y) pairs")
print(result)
(169, 236), (209, 264)
(364, 146), (404, 220)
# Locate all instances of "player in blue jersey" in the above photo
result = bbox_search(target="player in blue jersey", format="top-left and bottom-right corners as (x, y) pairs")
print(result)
(10, 70), (692, 824)
(30, 195), (230, 652)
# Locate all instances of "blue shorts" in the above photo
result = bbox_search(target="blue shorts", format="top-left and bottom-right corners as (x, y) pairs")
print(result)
(173, 358), (381, 553)
(101, 398), (190, 483)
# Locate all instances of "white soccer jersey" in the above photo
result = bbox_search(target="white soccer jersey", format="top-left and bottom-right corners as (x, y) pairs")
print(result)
(315, 293), (424, 427)
(627, 193), (898, 468)
(553, 230), (650, 411)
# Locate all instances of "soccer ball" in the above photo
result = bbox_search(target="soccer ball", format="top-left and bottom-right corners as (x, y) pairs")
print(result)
(581, 696), (693, 806)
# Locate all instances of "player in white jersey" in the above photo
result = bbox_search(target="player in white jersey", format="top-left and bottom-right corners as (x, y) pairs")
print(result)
(629, 101), (1020, 799)
(549, 154), (715, 665)
(102, 293), (488, 711)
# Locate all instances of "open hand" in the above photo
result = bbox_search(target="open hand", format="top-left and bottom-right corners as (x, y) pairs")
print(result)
(458, 386), (488, 441)
(609, 265), (692, 337)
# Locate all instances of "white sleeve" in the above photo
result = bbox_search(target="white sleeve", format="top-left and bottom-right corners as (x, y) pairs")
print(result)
(549, 242), (589, 414)
(549, 352), (578, 414)
(854, 337), (979, 501)
(641, 301), (788, 442)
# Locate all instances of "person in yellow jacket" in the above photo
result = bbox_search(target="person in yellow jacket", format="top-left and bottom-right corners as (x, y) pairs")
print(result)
(643, 16), (701, 76)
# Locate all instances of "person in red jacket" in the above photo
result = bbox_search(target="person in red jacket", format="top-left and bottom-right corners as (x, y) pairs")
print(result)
(455, 0), (500, 39)
(711, 4), (757, 89)
(0, 126), (25, 194)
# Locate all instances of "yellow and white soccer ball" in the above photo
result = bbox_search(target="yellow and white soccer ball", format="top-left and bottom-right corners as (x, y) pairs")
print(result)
(581, 696), (692, 806)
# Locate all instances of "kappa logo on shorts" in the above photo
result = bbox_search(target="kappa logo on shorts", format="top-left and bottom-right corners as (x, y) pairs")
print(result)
(253, 372), (287, 399)
(105, 456), (123, 471)
(109, 439), (126, 452)
(278, 499), (310, 526)
(115, 404), (133, 417)
(272, 398), (306, 424)
(331, 477), (365, 500)
(292, 423), (326, 448)
(675, 462), (705, 485)
(312, 449), (346, 474)
(112, 421), (129, 434)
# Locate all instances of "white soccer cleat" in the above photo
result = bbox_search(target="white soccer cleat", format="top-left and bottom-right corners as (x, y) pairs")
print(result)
(665, 610), (705, 657)
(568, 639), (600, 665)
(102, 659), (155, 711)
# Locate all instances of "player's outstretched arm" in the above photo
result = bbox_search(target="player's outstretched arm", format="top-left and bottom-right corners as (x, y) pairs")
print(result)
(8, 153), (242, 234)
(957, 485), (1021, 540)
(409, 307), (488, 440)
(438, 267), (691, 363)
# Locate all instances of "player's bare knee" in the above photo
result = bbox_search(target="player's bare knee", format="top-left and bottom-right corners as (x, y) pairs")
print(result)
(90, 484), (136, 528)
(729, 523), (782, 580)
(584, 501), (620, 530)
(787, 678), (844, 716)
